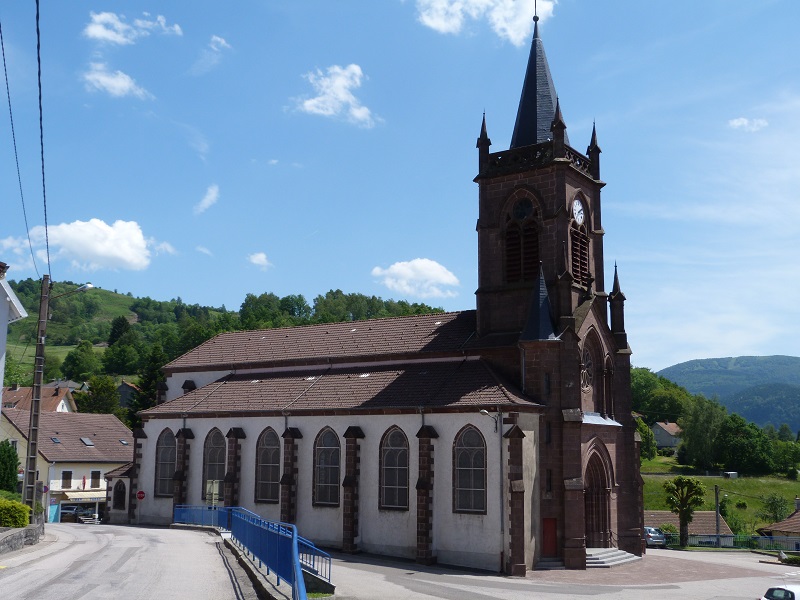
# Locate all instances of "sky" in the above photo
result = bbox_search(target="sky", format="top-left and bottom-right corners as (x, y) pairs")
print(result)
(0, 0), (798, 372)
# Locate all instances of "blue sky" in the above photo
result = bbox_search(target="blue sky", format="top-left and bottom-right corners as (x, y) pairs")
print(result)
(0, 1), (798, 372)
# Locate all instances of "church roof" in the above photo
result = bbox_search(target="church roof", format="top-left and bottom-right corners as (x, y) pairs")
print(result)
(165, 311), (478, 373)
(510, 18), (569, 149)
(144, 359), (538, 417)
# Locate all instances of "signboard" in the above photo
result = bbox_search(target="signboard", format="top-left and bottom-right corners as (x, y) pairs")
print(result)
(43, 485), (49, 493)
(136, 490), (145, 500)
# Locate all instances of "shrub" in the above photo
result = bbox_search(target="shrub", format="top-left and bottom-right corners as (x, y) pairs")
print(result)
(781, 554), (800, 566)
(787, 469), (798, 481)
(736, 500), (748, 510)
(658, 448), (675, 457)
(0, 498), (31, 528)
(660, 523), (678, 533)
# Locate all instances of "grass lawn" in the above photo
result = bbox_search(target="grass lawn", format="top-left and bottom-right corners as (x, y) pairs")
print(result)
(643, 456), (800, 533)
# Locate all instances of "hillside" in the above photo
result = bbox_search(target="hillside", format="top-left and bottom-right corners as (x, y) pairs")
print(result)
(657, 355), (800, 399)
(723, 383), (800, 431)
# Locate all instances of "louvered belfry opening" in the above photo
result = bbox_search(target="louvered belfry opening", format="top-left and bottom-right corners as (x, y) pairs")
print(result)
(504, 198), (539, 284)
(570, 223), (589, 287)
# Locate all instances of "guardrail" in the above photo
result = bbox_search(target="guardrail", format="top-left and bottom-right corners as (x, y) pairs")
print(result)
(173, 505), (332, 600)
(663, 532), (800, 551)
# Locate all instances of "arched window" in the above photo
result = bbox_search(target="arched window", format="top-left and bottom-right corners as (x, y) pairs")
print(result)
(202, 429), (226, 503)
(380, 427), (409, 510)
(154, 428), (176, 497)
(453, 426), (486, 513)
(313, 428), (340, 506)
(505, 197), (540, 283)
(255, 428), (281, 503)
(112, 480), (126, 510)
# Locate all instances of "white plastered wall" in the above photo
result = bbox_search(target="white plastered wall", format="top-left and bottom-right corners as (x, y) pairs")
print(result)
(139, 409), (539, 571)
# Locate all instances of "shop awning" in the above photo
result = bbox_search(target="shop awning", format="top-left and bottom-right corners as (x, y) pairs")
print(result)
(64, 491), (105, 502)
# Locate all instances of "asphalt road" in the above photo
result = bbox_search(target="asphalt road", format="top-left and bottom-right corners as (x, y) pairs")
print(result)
(4, 524), (800, 599)
(0, 523), (256, 600)
(330, 548), (800, 599)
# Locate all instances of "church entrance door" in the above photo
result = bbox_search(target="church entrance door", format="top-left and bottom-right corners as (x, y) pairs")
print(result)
(584, 454), (611, 548)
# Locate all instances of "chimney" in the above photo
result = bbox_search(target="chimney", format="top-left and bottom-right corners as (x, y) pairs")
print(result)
(795, 496), (800, 512)
(12, 382), (19, 391)
(0, 261), (7, 279)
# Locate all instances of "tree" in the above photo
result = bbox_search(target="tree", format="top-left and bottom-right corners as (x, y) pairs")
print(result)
(716, 413), (774, 475)
(663, 476), (706, 547)
(61, 340), (102, 381)
(758, 493), (791, 524)
(778, 423), (795, 442)
(636, 417), (657, 461)
(3, 354), (30, 387)
(102, 329), (144, 375)
(108, 315), (131, 346)
(0, 440), (19, 492)
(677, 395), (727, 471)
(73, 375), (124, 418)
(128, 343), (168, 428)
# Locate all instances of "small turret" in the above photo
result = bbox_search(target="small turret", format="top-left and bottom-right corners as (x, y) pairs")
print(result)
(551, 97), (567, 158)
(609, 263), (627, 349)
(477, 112), (491, 173)
(587, 121), (601, 179)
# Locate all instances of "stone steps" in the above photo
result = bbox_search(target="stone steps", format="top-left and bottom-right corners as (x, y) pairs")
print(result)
(535, 557), (566, 570)
(585, 547), (641, 568)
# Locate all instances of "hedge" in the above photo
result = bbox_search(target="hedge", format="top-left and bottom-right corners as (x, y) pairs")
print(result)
(0, 498), (32, 528)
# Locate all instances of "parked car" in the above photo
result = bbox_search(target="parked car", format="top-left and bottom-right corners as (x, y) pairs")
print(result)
(59, 505), (97, 522)
(760, 585), (800, 599)
(644, 526), (667, 548)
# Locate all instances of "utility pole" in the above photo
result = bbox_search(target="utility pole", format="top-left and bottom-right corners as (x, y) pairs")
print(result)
(23, 274), (50, 520)
(715, 485), (720, 548)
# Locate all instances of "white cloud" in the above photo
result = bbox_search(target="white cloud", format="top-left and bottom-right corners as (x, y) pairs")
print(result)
(297, 64), (379, 128)
(196, 246), (213, 256)
(248, 252), (273, 270)
(194, 184), (219, 215)
(133, 13), (183, 37)
(29, 219), (155, 271)
(371, 258), (459, 298)
(415, 0), (554, 47)
(83, 11), (181, 45)
(191, 35), (233, 75)
(728, 117), (768, 132)
(82, 62), (152, 99)
(152, 241), (176, 255)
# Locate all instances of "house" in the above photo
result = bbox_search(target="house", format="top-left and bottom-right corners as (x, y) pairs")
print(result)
(0, 408), (133, 522)
(644, 510), (733, 535)
(651, 422), (681, 450)
(117, 380), (140, 410)
(131, 15), (641, 573)
(759, 498), (800, 537)
(0, 262), (28, 395)
(2, 384), (78, 413)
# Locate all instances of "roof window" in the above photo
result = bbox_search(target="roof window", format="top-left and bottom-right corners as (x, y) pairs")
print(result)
(119, 439), (129, 445)
(51, 437), (61, 444)
(80, 437), (95, 447)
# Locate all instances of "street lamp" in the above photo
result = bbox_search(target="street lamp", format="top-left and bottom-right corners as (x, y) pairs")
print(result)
(23, 275), (93, 520)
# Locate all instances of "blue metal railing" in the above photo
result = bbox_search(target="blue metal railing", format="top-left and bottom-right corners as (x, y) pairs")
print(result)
(174, 506), (332, 600)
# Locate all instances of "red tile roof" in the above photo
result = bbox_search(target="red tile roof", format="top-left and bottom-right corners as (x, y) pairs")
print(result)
(760, 508), (800, 535)
(644, 510), (732, 534)
(164, 311), (478, 373)
(144, 359), (538, 418)
(2, 386), (76, 412)
(2, 408), (133, 463)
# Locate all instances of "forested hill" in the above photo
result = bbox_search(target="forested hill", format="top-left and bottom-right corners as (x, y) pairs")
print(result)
(657, 356), (800, 432)
(658, 355), (800, 399)
(4, 278), (444, 386)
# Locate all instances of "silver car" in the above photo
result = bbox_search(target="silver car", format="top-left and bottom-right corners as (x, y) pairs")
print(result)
(644, 526), (667, 548)
(761, 586), (800, 600)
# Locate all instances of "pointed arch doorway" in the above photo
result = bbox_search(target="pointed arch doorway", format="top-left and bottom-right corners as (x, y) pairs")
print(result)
(584, 453), (612, 548)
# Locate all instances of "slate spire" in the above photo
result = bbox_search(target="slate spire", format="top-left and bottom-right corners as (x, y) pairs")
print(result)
(520, 263), (557, 341)
(510, 15), (569, 149)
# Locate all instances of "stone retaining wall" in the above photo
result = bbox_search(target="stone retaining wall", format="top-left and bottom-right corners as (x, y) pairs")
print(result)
(0, 522), (44, 556)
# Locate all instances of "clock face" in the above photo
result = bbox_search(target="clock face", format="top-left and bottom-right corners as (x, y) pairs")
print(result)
(572, 199), (585, 225)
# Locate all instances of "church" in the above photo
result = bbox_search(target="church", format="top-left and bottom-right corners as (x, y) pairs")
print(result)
(130, 16), (642, 573)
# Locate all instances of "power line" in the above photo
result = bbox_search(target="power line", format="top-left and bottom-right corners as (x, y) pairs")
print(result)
(0, 17), (39, 277)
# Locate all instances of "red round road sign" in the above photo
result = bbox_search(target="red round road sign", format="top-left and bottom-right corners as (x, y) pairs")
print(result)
(136, 490), (145, 500)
